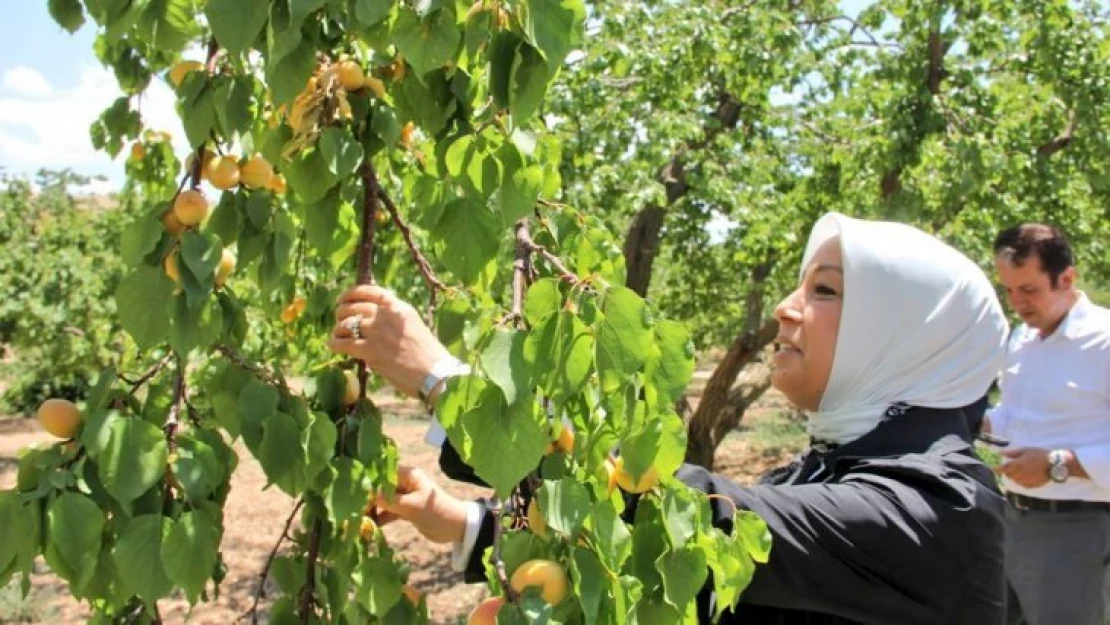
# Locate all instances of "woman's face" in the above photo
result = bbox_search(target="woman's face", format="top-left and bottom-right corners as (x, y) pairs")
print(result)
(771, 237), (844, 411)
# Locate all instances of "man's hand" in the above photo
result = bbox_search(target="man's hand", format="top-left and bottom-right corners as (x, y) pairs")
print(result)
(999, 448), (1051, 488)
(373, 465), (469, 545)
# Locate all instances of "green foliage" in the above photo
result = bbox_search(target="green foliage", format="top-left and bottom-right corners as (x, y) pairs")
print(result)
(0, 172), (131, 413)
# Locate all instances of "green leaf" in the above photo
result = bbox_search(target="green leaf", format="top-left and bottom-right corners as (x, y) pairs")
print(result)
(630, 499), (667, 595)
(182, 85), (216, 149)
(509, 44), (550, 122)
(522, 0), (584, 67)
(479, 328), (531, 405)
(44, 493), (103, 592)
(358, 556), (404, 616)
(163, 509), (222, 604)
(319, 127), (365, 178)
(500, 163), (544, 225)
(354, 0), (392, 27)
(445, 135), (476, 178)
(703, 529), (755, 617)
(120, 213), (164, 267)
(48, 0), (86, 33)
(214, 76), (255, 138)
(620, 411), (686, 483)
(326, 457), (371, 525)
(392, 7), (461, 78)
(98, 416), (169, 504)
(659, 487), (697, 547)
(536, 479), (589, 538)
(439, 381), (546, 498)
(646, 320), (695, 405)
(570, 546), (605, 625)
(285, 148), (338, 204)
(489, 31), (519, 110)
(141, 0), (194, 53)
(304, 412), (338, 485)
(206, 0), (268, 55)
(266, 38), (316, 105)
(588, 499), (632, 573)
(659, 545), (707, 610)
(173, 435), (223, 502)
(178, 230), (222, 309)
(259, 411), (305, 494)
(735, 510), (772, 563)
(595, 286), (652, 390)
(239, 377), (280, 451)
(115, 267), (176, 349)
(524, 278), (561, 326)
(524, 311), (593, 403)
(113, 515), (174, 603)
(0, 494), (35, 581)
(270, 556), (306, 595)
(433, 199), (500, 286)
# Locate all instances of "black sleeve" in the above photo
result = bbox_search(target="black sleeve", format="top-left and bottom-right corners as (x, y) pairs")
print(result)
(438, 437), (489, 487)
(675, 463), (994, 625)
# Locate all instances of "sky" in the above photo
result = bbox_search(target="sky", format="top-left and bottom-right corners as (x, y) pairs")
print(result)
(0, 1), (872, 193)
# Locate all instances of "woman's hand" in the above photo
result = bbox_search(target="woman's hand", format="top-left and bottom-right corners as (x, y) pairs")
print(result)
(373, 466), (469, 545)
(328, 285), (451, 398)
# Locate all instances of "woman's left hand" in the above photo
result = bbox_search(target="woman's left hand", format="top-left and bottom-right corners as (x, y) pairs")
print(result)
(328, 285), (451, 398)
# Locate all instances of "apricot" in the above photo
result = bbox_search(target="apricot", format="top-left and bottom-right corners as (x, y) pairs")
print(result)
(526, 499), (547, 538)
(509, 559), (567, 605)
(546, 426), (574, 455)
(239, 154), (273, 190)
(173, 189), (208, 226)
(129, 141), (145, 162)
(164, 252), (180, 283)
(343, 370), (360, 407)
(169, 60), (204, 87)
(337, 60), (365, 91)
(467, 596), (505, 625)
(269, 173), (287, 194)
(613, 457), (660, 494)
(215, 249), (236, 287)
(36, 398), (81, 439)
(204, 155), (240, 190)
(402, 584), (420, 606)
(162, 210), (186, 236)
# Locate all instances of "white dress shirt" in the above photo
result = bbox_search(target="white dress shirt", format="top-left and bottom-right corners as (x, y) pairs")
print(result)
(990, 292), (1110, 501)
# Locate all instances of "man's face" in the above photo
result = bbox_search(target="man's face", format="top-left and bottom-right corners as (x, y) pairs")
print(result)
(994, 254), (1076, 333)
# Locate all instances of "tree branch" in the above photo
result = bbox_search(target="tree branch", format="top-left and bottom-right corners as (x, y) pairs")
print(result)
(297, 518), (322, 622)
(375, 186), (448, 294)
(1036, 108), (1078, 157)
(241, 500), (305, 624)
(490, 499), (520, 603)
(214, 345), (290, 393)
(162, 356), (186, 509)
(122, 352), (173, 394)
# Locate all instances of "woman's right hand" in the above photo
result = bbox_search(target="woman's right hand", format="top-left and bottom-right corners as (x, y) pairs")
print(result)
(327, 285), (452, 399)
(373, 465), (470, 545)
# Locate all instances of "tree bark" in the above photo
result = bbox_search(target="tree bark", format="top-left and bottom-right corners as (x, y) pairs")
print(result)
(684, 319), (779, 470)
(622, 91), (742, 297)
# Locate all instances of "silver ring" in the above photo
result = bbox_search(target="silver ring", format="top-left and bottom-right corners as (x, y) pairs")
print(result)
(343, 315), (363, 340)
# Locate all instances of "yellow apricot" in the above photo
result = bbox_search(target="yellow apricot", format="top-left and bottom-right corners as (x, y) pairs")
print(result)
(400, 122), (415, 148)
(363, 76), (387, 99)
(129, 142), (145, 162)
(169, 60), (204, 87)
(164, 253), (180, 283)
(204, 155), (240, 190)
(337, 60), (365, 91)
(173, 189), (208, 226)
(215, 248), (236, 287)
(613, 457), (660, 494)
(343, 370), (360, 406)
(467, 596), (505, 625)
(510, 559), (567, 605)
(359, 517), (377, 542)
(269, 173), (287, 194)
(526, 499), (548, 538)
(401, 584), (421, 606)
(162, 210), (186, 236)
(546, 426), (574, 455)
(239, 154), (274, 189)
(281, 297), (306, 324)
(36, 398), (81, 439)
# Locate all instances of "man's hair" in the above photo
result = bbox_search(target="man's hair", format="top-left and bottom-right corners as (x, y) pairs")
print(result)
(993, 223), (1075, 287)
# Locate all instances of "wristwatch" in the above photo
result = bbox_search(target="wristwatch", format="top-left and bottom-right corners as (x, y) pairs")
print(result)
(417, 355), (470, 410)
(1048, 450), (1070, 483)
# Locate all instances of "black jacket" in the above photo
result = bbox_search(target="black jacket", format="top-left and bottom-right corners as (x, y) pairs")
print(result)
(441, 405), (1005, 625)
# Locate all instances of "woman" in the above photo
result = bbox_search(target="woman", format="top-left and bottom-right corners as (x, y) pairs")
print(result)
(328, 213), (1010, 624)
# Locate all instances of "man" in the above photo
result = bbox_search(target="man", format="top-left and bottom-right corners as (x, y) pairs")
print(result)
(986, 223), (1110, 625)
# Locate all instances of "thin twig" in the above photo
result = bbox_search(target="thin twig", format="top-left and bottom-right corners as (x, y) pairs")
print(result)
(516, 224), (583, 286)
(490, 499), (520, 602)
(214, 345), (290, 393)
(298, 518), (323, 621)
(241, 500), (305, 624)
(124, 352), (174, 395)
(376, 187), (448, 293)
(505, 219), (532, 327)
(162, 356), (186, 510)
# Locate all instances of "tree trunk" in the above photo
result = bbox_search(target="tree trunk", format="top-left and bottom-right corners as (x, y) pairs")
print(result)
(684, 318), (778, 470)
(622, 205), (667, 297)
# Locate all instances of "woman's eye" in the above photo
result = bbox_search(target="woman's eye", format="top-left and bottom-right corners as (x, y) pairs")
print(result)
(815, 284), (839, 297)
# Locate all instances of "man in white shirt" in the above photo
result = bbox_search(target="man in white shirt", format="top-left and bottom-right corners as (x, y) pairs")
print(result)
(986, 223), (1110, 625)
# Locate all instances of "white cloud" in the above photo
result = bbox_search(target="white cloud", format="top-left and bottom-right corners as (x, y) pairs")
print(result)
(0, 64), (188, 189)
(3, 66), (53, 97)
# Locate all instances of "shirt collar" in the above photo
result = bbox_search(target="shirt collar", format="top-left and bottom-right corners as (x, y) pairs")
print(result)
(1050, 291), (1089, 341)
(819, 405), (972, 463)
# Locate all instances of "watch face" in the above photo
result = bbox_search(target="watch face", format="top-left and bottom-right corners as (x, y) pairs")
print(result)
(1050, 461), (1068, 483)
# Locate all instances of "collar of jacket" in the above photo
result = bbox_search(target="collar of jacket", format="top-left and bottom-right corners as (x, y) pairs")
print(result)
(816, 405), (973, 466)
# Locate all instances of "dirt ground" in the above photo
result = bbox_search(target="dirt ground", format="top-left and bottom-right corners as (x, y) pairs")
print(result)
(0, 399), (797, 624)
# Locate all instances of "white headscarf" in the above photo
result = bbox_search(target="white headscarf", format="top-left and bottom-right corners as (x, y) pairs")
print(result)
(801, 213), (1009, 445)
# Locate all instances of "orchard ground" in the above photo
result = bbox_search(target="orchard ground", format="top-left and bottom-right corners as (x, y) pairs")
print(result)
(0, 376), (803, 624)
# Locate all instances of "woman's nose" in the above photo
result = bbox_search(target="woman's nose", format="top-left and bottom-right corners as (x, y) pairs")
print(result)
(773, 289), (804, 324)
